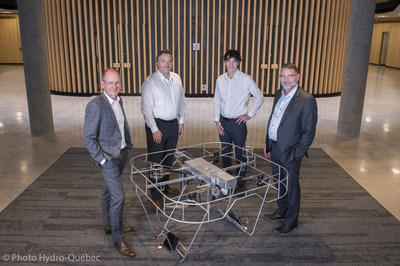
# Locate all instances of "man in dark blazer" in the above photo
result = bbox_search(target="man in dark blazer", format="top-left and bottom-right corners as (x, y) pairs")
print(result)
(264, 63), (318, 235)
(84, 68), (135, 257)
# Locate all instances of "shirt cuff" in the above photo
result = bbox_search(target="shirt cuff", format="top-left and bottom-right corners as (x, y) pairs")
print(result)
(247, 112), (255, 118)
(150, 125), (159, 133)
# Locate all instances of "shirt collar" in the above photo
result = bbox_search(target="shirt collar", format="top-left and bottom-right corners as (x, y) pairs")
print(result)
(224, 69), (242, 80)
(157, 70), (173, 83)
(103, 92), (120, 104)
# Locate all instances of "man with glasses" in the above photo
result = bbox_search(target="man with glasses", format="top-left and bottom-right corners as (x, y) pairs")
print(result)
(263, 63), (318, 235)
(141, 49), (186, 210)
(84, 68), (135, 257)
(214, 50), (264, 193)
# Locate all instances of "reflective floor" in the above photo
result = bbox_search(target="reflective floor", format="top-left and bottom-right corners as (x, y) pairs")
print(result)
(0, 64), (399, 220)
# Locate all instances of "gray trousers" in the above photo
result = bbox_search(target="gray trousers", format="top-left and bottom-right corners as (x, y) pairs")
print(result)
(100, 148), (128, 243)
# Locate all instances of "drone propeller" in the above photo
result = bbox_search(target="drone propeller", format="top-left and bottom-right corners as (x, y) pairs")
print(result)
(171, 185), (212, 200)
(168, 167), (191, 175)
(241, 173), (265, 186)
(241, 174), (260, 181)
(143, 160), (177, 169)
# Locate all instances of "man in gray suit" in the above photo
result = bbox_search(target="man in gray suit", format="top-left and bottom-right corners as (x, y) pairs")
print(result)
(84, 68), (135, 257)
(263, 63), (318, 235)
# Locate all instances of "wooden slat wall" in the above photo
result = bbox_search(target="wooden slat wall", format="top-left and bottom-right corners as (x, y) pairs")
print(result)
(43, 0), (351, 96)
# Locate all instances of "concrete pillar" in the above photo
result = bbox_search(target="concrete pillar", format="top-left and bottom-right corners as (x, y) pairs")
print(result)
(337, 0), (376, 138)
(18, 0), (54, 136)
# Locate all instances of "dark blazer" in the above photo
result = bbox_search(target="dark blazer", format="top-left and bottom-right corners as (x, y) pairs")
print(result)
(84, 93), (132, 165)
(265, 87), (318, 164)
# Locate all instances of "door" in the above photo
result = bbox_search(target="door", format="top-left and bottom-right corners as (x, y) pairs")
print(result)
(379, 32), (390, 66)
(0, 17), (23, 63)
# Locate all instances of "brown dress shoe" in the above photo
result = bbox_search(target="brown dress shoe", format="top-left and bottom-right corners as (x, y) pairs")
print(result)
(164, 186), (179, 194)
(104, 225), (134, 235)
(152, 199), (163, 211)
(114, 239), (136, 257)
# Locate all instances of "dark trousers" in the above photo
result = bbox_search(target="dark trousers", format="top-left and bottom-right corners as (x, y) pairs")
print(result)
(219, 116), (247, 184)
(100, 148), (128, 243)
(270, 141), (301, 227)
(145, 118), (179, 200)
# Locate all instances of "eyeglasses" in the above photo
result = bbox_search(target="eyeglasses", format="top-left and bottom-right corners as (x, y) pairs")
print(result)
(279, 74), (297, 79)
(103, 80), (121, 86)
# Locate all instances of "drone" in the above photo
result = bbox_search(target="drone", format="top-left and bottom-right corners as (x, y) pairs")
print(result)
(130, 142), (288, 262)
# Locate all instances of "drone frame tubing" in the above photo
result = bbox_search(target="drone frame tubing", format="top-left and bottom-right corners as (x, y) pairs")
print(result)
(129, 142), (289, 225)
(129, 142), (288, 262)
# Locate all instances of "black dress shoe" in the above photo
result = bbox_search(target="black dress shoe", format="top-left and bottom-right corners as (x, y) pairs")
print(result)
(114, 239), (136, 257)
(263, 213), (284, 222)
(273, 224), (298, 235)
(104, 225), (134, 235)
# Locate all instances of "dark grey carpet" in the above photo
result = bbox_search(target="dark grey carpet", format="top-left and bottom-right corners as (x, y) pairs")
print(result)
(0, 148), (399, 265)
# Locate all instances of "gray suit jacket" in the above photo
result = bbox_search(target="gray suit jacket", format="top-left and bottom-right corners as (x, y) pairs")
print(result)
(84, 93), (132, 165)
(265, 87), (318, 164)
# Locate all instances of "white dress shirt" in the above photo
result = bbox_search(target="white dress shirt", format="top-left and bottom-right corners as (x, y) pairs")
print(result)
(268, 86), (298, 141)
(141, 70), (186, 133)
(103, 92), (126, 149)
(214, 70), (264, 121)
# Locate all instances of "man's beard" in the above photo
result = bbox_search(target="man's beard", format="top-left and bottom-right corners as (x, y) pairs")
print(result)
(282, 83), (297, 92)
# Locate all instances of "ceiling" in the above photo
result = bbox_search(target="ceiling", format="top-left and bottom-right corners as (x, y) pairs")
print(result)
(0, 1), (399, 18)
(375, 4), (400, 19)
(0, 8), (16, 14)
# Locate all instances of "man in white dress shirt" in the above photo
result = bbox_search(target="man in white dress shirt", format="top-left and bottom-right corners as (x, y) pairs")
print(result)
(214, 50), (264, 192)
(141, 49), (186, 209)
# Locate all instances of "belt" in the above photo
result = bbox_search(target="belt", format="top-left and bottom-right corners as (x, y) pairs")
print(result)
(220, 115), (237, 122)
(155, 118), (177, 123)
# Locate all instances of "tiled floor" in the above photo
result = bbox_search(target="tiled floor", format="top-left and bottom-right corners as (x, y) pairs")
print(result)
(0, 64), (399, 220)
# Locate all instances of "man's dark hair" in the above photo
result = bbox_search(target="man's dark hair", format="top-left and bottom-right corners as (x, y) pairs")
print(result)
(156, 49), (172, 62)
(223, 50), (242, 62)
(281, 63), (299, 73)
